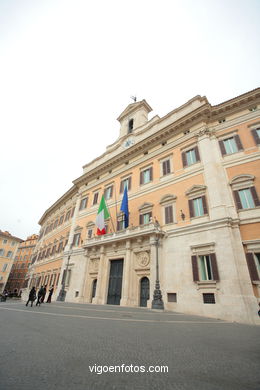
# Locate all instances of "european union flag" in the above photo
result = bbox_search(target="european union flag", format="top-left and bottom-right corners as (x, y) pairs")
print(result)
(120, 186), (129, 228)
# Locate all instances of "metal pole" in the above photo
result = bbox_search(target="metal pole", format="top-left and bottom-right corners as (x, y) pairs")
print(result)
(57, 251), (71, 302)
(151, 233), (164, 310)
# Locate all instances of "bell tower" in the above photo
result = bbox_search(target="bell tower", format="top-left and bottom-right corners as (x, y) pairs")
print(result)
(117, 99), (152, 139)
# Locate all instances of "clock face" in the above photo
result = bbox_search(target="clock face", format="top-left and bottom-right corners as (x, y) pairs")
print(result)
(124, 138), (135, 148)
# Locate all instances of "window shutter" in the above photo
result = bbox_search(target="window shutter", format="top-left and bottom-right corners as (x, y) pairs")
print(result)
(202, 196), (208, 215)
(162, 161), (167, 176)
(117, 220), (120, 231)
(165, 205), (173, 224)
(120, 181), (123, 193)
(128, 177), (132, 190)
(233, 190), (242, 210)
(194, 146), (200, 162)
(148, 212), (152, 221)
(245, 253), (259, 281)
(166, 159), (171, 174)
(150, 167), (153, 181)
(140, 171), (143, 185)
(251, 129), (260, 145)
(110, 186), (113, 198)
(139, 214), (143, 225)
(234, 135), (243, 151)
(188, 199), (194, 218)
(210, 253), (220, 281)
(250, 186), (260, 207)
(191, 256), (199, 282)
(182, 152), (187, 167)
(218, 140), (226, 156)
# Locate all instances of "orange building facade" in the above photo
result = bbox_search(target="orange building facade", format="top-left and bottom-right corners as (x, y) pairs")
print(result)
(0, 231), (23, 293)
(25, 88), (260, 324)
(5, 234), (38, 295)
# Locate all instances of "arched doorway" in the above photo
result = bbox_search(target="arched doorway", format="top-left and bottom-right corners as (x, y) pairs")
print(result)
(91, 279), (97, 302)
(140, 277), (150, 307)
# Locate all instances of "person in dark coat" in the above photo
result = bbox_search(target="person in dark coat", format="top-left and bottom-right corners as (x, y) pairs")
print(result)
(36, 286), (45, 306)
(25, 287), (36, 307)
(47, 286), (54, 303)
(40, 285), (47, 303)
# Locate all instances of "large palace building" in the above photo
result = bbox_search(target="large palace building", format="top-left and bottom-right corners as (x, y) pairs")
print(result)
(25, 88), (260, 324)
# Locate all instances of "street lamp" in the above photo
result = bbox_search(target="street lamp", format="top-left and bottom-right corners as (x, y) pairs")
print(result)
(151, 223), (164, 310)
(57, 245), (72, 302)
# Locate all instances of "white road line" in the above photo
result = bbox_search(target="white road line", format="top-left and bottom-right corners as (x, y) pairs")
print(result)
(0, 306), (231, 324)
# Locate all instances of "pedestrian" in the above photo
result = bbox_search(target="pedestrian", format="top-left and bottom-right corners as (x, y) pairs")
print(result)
(25, 287), (36, 307)
(36, 286), (45, 306)
(47, 286), (54, 303)
(41, 285), (47, 303)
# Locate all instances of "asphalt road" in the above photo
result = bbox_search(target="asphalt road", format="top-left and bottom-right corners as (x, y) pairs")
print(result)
(0, 301), (259, 390)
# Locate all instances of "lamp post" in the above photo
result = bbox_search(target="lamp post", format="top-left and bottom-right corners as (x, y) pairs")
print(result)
(151, 225), (164, 310)
(57, 246), (72, 302)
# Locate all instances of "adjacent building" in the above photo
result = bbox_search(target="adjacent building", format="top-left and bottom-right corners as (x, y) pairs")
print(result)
(26, 88), (260, 324)
(5, 234), (38, 295)
(0, 231), (23, 293)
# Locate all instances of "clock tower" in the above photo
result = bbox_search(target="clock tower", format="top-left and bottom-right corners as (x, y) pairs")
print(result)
(117, 99), (152, 140)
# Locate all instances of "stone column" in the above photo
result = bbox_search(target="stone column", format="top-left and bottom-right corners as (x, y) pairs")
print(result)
(120, 239), (131, 306)
(148, 235), (157, 309)
(92, 245), (107, 304)
(79, 249), (90, 302)
(197, 129), (237, 220)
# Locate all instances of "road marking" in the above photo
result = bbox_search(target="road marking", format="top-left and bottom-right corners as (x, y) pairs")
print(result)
(0, 306), (231, 324)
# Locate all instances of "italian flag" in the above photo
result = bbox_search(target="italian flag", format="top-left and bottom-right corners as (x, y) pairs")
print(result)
(96, 195), (110, 235)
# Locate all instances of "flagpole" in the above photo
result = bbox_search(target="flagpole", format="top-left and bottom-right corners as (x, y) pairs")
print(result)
(103, 192), (116, 233)
(114, 185), (119, 231)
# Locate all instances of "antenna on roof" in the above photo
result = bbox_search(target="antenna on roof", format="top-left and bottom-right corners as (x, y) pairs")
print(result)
(130, 96), (137, 102)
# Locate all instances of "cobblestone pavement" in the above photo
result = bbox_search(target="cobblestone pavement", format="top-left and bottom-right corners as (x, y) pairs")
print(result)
(0, 301), (259, 390)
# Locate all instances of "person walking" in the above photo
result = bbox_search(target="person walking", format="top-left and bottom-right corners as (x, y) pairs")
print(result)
(25, 287), (36, 307)
(46, 286), (54, 303)
(36, 286), (45, 306)
(41, 285), (47, 303)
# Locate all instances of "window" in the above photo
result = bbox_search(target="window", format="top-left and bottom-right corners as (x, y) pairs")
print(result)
(164, 205), (173, 224)
(167, 293), (177, 302)
(3, 239), (7, 244)
(93, 192), (99, 205)
(219, 135), (243, 155)
(57, 241), (63, 253)
(0, 249), (4, 256)
(2, 263), (8, 272)
(128, 119), (134, 133)
(7, 251), (13, 258)
(65, 210), (71, 221)
(140, 167), (153, 185)
(203, 293), (215, 304)
(51, 245), (56, 255)
(11, 241), (15, 246)
(162, 159), (171, 176)
(191, 253), (219, 282)
(54, 219), (59, 229)
(46, 248), (51, 257)
(72, 233), (81, 247)
(87, 229), (93, 239)
(233, 187), (260, 210)
(139, 212), (152, 225)
(251, 127), (260, 145)
(104, 186), (113, 200)
(245, 253), (260, 282)
(120, 177), (132, 193)
(79, 197), (88, 210)
(189, 196), (208, 218)
(23, 255), (28, 260)
(182, 147), (200, 167)
(198, 255), (213, 280)
(59, 215), (64, 225)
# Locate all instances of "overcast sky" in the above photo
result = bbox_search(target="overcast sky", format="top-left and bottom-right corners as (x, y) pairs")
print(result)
(0, 0), (259, 240)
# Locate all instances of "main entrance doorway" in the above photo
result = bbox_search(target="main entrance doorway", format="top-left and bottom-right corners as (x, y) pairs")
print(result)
(107, 259), (124, 305)
(140, 277), (150, 307)
(91, 279), (97, 302)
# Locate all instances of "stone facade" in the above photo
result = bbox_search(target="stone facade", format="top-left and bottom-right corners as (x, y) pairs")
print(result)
(26, 89), (260, 324)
